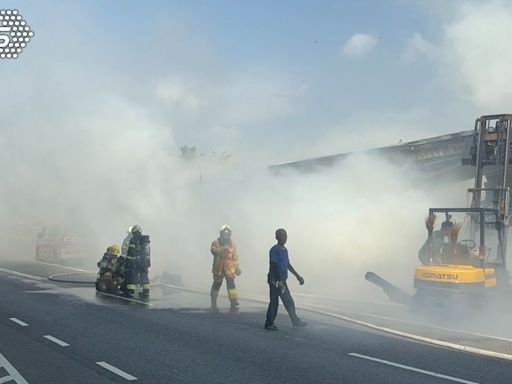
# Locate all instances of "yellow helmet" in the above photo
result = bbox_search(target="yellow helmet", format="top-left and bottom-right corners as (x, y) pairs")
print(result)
(110, 244), (120, 256)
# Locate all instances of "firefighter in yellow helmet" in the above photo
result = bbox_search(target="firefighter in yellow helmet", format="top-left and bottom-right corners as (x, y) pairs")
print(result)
(96, 244), (121, 293)
(210, 224), (241, 312)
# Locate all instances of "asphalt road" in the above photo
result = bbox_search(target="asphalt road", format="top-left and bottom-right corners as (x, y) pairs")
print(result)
(0, 260), (511, 383)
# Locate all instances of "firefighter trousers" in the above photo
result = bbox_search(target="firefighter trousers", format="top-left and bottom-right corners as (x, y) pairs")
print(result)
(210, 272), (238, 304)
(126, 262), (150, 295)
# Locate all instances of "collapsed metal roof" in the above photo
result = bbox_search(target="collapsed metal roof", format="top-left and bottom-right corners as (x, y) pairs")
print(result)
(269, 130), (475, 181)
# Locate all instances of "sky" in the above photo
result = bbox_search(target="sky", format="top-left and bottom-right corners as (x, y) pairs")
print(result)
(3, 0), (511, 165)
(1, 1), (512, 295)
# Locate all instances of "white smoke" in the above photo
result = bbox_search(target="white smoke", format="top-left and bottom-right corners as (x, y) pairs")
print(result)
(0, 3), (473, 307)
(443, 1), (512, 110)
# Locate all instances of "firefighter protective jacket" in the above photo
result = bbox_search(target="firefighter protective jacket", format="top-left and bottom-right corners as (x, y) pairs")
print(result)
(210, 238), (239, 279)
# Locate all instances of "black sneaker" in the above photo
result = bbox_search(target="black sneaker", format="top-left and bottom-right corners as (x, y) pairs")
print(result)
(293, 321), (308, 329)
(264, 323), (279, 331)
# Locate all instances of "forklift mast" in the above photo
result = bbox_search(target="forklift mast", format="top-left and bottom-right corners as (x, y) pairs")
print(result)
(463, 114), (512, 269)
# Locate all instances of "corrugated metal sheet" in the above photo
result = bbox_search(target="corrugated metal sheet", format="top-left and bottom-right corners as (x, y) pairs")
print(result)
(269, 130), (474, 181)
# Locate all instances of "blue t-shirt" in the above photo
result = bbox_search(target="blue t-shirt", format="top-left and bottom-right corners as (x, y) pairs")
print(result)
(269, 244), (289, 281)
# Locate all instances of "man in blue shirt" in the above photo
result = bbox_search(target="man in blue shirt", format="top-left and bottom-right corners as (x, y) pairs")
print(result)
(264, 228), (307, 330)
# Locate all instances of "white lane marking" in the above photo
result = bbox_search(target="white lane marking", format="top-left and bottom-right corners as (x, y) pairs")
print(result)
(0, 353), (29, 384)
(43, 335), (70, 347)
(9, 318), (28, 327)
(360, 312), (512, 343)
(0, 268), (45, 281)
(349, 353), (480, 384)
(96, 362), (137, 381)
(159, 283), (512, 362)
(313, 309), (512, 361)
(0, 375), (14, 384)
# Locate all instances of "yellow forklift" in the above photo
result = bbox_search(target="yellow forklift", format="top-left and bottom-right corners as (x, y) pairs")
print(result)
(367, 114), (512, 308)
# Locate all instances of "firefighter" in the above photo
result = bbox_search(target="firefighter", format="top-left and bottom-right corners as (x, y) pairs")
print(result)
(121, 225), (135, 259)
(117, 226), (134, 295)
(96, 244), (121, 293)
(264, 228), (307, 330)
(123, 225), (151, 297)
(97, 244), (120, 270)
(210, 224), (241, 312)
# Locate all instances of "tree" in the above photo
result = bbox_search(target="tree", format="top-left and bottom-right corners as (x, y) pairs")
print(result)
(180, 145), (197, 161)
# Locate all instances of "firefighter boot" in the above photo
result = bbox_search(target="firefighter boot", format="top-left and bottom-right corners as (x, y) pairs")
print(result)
(210, 280), (221, 312)
(230, 299), (239, 312)
(211, 297), (219, 312)
(125, 282), (136, 298)
(140, 283), (150, 298)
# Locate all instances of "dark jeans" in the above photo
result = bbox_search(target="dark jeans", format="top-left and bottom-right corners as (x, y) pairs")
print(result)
(265, 281), (301, 326)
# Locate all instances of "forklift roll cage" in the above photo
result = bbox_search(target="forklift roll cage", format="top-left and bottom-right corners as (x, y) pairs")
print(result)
(428, 207), (504, 266)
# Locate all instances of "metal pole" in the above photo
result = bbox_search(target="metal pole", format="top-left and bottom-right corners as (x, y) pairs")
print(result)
(501, 117), (510, 190)
(473, 118), (484, 199)
(471, 118), (484, 240)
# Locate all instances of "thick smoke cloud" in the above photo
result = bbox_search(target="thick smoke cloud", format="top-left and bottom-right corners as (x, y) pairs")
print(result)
(444, 1), (512, 110)
(0, 1), (477, 305)
(158, 153), (470, 301)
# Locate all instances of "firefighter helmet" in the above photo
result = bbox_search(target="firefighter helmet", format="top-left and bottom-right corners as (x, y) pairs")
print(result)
(110, 244), (120, 256)
(129, 225), (142, 234)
